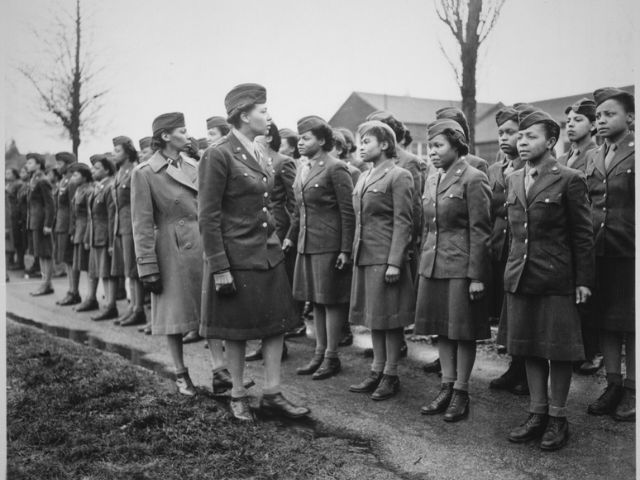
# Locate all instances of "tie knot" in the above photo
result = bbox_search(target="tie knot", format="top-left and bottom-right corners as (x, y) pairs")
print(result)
(528, 167), (537, 178)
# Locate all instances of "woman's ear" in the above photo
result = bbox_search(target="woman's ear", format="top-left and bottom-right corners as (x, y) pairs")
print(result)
(161, 131), (171, 142)
(381, 141), (389, 152)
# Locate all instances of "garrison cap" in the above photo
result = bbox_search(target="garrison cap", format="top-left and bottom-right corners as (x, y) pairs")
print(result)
(112, 136), (132, 147)
(518, 109), (559, 131)
(426, 119), (465, 141)
(89, 153), (106, 165)
(224, 83), (267, 115)
(297, 115), (328, 135)
(70, 162), (92, 176)
(357, 120), (397, 147)
(54, 151), (77, 164)
(152, 112), (185, 136)
(337, 127), (355, 145)
(495, 107), (520, 126)
(513, 103), (533, 112)
(366, 110), (395, 122)
(279, 128), (298, 139)
(593, 87), (635, 107)
(436, 107), (469, 139)
(332, 128), (347, 145)
(139, 137), (152, 150)
(206, 116), (229, 130)
(565, 97), (596, 117)
(197, 138), (209, 150)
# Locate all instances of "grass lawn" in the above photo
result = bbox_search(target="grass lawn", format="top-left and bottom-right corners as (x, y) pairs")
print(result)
(6, 321), (377, 480)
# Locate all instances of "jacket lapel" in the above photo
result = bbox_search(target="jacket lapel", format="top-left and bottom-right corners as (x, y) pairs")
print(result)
(363, 160), (394, 193)
(526, 160), (562, 204)
(510, 169), (527, 208)
(591, 144), (607, 177)
(437, 159), (467, 195)
(607, 132), (635, 175)
(149, 151), (198, 192)
(302, 153), (328, 188)
(228, 132), (266, 175)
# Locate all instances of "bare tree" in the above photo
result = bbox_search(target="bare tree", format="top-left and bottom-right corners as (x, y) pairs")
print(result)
(435, 0), (505, 149)
(17, 0), (108, 156)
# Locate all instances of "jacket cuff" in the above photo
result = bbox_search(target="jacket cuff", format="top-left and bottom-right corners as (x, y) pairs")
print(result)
(136, 255), (160, 277)
(207, 252), (231, 272)
(387, 253), (404, 268)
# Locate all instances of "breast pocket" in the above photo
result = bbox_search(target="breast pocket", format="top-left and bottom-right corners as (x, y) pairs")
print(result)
(442, 187), (464, 202)
(231, 168), (257, 182)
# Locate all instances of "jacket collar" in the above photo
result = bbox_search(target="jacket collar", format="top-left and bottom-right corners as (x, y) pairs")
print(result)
(148, 151), (198, 192)
(524, 158), (562, 204)
(363, 159), (395, 193)
(228, 131), (267, 175)
(605, 131), (635, 174)
(301, 151), (330, 188)
(437, 158), (468, 194)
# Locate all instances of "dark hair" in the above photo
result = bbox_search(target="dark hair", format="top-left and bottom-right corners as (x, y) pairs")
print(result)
(283, 136), (301, 159)
(95, 157), (116, 176)
(226, 103), (257, 129)
(338, 127), (357, 153)
(6, 167), (20, 179)
(309, 124), (334, 152)
(70, 164), (93, 182)
(26, 153), (46, 170)
(151, 127), (180, 152)
(403, 130), (413, 147)
(611, 96), (635, 114)
(362, 126), (397, 159)
(48, 167), (63, 181)
(120, 140), (140, 163)
(266, 123), (282, 152)
(332, 131), (348, 159)
(441, 128), (470, 156)
(379, 117), (406, 143)
(538, 120), (561, 148)
(215, 124), (231, 136)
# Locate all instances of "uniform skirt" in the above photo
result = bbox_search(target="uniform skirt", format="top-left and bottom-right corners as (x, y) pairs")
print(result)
(89, 246), (112, 278)
(111, 234), (137, 278)
(54, 232), (74, 265)
(349, 263), (415, 330)
(414, 276), (490, 341)
(28, 229), (53, 259)
(111, 235), (125, 277)
(72, 244), (89, 272)
(199, 261), (299, 341)
(499, 292), (584, 361)
(591, 257), (635, 332)
(293, 252), (352, 305)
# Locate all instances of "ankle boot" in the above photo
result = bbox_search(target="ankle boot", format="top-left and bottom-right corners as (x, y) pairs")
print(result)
(371, 374), (400, 401)
(443, 389), (469, 422)
(297, 354), (324, 375)
(613, 387), (636, 422)
(508, 413), (549, 443)
(421, 382), (454, 415)
(313, 357), (341, 380)
(540, 416), (569, 451)
(349, 371), (383, 393)
(587, 383), (624, 415)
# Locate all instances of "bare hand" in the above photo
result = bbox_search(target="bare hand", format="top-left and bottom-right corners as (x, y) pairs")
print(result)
(282, 238), (294, 253)
(469, 280), (485, 301)
(335, 252), (351, 270)
(84, 243), (90, 250)
(385, 265), (401, 283)
(43, 227), (52, 236)
(214, 270), (236, 297)
(575, 286), (591, 304)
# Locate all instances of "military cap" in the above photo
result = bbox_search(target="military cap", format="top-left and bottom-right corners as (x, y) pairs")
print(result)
(366, 110), (395, 122)
(279, 128), (298, 139)
(518, 109), (559, 131)
(139, 137), (152, 150)
(197, 138), (209, 150)
(297, 115), (328, 134)
(224, 83), (267, 115)
(26, 153), (46, 169)
(426, 119), (466, 141)
(332, 128), (347, 144)
(436, 107), (469, 139)
(112, 136), (132, 147)
(513, 103), (533, 112)
(593, 87), (635, 107)
(152, 112), (185, 136)
(337, 127), (355, 145)
(495, 107), (520, 126)
(89, 153), (105, 165)
(54, 151), (77, 164)
(564, 97), (596, 117)
(69, 162), (92, 176)
(357, 120), (397, 146)
(207, 116), (229, 130)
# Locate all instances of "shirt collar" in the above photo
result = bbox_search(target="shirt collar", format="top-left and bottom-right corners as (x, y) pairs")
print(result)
(605, 130), (631, 150)
(233, 128), (258, 157)
(159, 150), (181, 164)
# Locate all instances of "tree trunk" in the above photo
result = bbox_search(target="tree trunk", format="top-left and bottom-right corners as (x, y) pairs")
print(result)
(460, 0), (482, 152)
(71, 0), (82, 156)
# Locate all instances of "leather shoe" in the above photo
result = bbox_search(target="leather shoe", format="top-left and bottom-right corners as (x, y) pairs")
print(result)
(91, 306), (119, 321)
(143, 325), (152, 335)
(490, 357), (525, 391)
(540, 416), (569, 451)
(260, 392), (310, 418)
(422, 358), (442, 374)
(421, 382), (454, 415)
(587, 383), (624, 415)
(297, 355), (324, 375)
(230, 396), (255, 422)
(30, 285), (54, 296)
(74, 298), (99, 312)
(512, 379), (530, 396)
(57, 292), (81, 306)
(371, 374), (400, 401)
(577, 354), (604, 376)
(284, 324), (307, 339)
(246, 341), (288, 362)
(138, 322), (150, 332)
(349, 371), (383, 393)
(212, 369), (255, 395)
(444, 389), (469, 422)
(613, 387), (636, 422)
(338, 332), (353, 347)
(363, 348), (374, 358)
(176, 371), (197, 396)
(114, 311), (133, 325)
(508, 413), (549, 443)
(121, 311), (147, 327)
(313, 357), (341, 380)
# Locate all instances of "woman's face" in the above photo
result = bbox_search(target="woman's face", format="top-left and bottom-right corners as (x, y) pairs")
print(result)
(19, 168), (29, 181)
(139, 146), (154, 163)
(428, 134), (458, 170)
(279, 138), (295, 156)
(112, 144), (127, 165)
(91, 162), (108, 182)
(297, 131), (323, 158)
(247, 104), (270, 137)
(70, 171), (84, 185)
(207, 127), (224, 144)
(497, 119), (519, 157)
(566, 111), (594, 143)
(359, 134), (385, 163)
(5, 169), (16, 181)
(596, 99), (633, 140)
(163, 127), (191, 152)
(517, 123), (552, 162)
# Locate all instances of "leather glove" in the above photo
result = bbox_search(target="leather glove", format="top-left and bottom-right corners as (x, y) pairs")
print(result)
(214, 270), (236, 297)
(141, 273), (163, 294)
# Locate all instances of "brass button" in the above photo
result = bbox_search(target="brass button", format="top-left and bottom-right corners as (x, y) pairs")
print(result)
(263, 192), (268, 197)
(263, 177), (267, 183)
(179, 220), (185, 226)
(603, 207), (606, 211)
(524, 222), (527, 228)
(524, 239), (528, 244)
(262, 207), (267, 213)
(523, 254), (527, 259)
(244, 173), (248, 177)
(262, 222), (267, 228)
(174, 199), (179, 204)
(185, 243), (192, 249)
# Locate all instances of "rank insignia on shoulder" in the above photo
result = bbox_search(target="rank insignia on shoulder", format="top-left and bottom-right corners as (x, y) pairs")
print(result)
(629, 142), (635, 147)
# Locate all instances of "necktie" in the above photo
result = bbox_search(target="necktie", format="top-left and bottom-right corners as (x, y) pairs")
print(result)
(169, 156), (182, 170)
(300, 161), (311, 183)
(566, 149), (580, 169)
(525, 168), (537, 197)
(604, 144), (617, 171)
(503, 161), (514, 177)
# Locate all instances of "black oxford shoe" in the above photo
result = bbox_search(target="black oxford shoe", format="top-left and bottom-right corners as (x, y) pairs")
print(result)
(511, 379), (530, 396)
(613, 387), (636, 422)
(540, 416), (569, 451)
(212, 369), (255, 395)
(312, 357), (341, 380)
(297, 355), (324, 375)
(114, 311), (133, 326)
(422, 358), (442, 374)
(421, 382), (454, 415)
(508, 413), (549, 443)
(338, 332), (353, 347)
(349, 371), (383, 393)
(260, 392), (310, 419)
(443, 389), (469, 422)
(57, 292), (82, 306)
(284, 323), (307, 339)
(587, 383), (624, 416)
(230, 396), (255, 422)
(490, 357), (525, 391)
(74, 298), (99, 312)
(121, 311), (147, 327)
(91, 306), (119, 321)
(577, 354), (604, 376)
(371, 374), (400, 401)
(30, 284), (54, 296)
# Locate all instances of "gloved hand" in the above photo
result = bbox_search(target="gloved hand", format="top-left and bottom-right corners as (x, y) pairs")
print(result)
(214, 270), (236, 297)
(141, 273), (163, 294)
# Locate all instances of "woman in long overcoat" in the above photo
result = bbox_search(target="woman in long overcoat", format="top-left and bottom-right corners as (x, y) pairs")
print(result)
(415, 119), (492, 423)
(199, 84), (309, 422)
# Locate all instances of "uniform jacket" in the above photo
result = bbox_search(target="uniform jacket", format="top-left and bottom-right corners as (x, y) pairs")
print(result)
(199, 132), (283, 272)
(557, 139), (597, 173)
(6, 180), (23, 221)
(71, 182), (92, 244)
(18, 182), (29, 222)
(586, 131), (634, 258)
(113, 163), (136, 237)
(504, 159), (595, 294)
(352, 160), (413, 267)
(131, 152), (203, 325)
(419, 159), (491, 282)
(346, 162), (361, 188)
(54, 175), (77, 234)
(86, 176), (116, 248)
(487, 156), (525, 261)
(346, 155), (369, 173)
(395, 148), (424, 242)
(465, 154), (489, 176)
(27, 170), (55, 231)
(268, 152), (297, 243)
(287, 152), (355, 255)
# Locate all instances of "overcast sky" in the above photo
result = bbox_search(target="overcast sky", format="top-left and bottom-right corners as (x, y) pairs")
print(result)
(3, 0), (637, 160)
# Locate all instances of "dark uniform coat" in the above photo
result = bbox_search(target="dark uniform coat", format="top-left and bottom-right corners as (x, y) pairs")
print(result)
(27, 170), (55, 232)
(465, 154), (489, 176)
(86, 177), (116, 249)
(54, 176), (76, 234)
(131, 152), (201, 335)
(71, 183), (92, 245)
(394, 149), (424, 242)
(112, 163), (137, 278)
(268, 152), (297, 243)
(557, 139), (597, 172)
